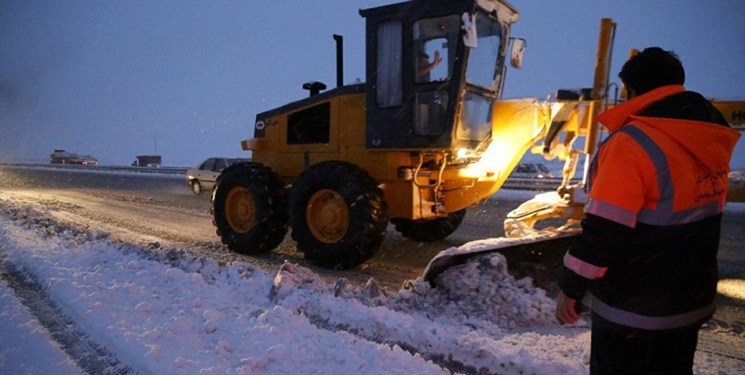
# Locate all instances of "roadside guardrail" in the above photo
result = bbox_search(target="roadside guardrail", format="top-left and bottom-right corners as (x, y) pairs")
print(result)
(2, 162), (578, 191)
(0, 162), (187, 175)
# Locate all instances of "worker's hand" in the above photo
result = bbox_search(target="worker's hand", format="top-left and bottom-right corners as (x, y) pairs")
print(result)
(433, 50), (442, 64)
(556, 291), (580, 324)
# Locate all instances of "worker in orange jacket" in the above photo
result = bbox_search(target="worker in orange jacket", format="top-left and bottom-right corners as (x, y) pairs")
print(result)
(556, 47), (741, 374)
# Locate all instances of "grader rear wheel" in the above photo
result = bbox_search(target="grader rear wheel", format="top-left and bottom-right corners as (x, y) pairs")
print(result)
(290, 161), (387, 269)
(306, 189), (350, 244)
(212, 162), (288, 255)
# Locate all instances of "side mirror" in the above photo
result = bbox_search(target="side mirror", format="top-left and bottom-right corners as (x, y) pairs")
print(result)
(510, 38), (527, 69)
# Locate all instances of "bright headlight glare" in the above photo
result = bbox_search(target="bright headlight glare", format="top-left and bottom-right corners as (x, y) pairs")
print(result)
(455, 148), (470, 160)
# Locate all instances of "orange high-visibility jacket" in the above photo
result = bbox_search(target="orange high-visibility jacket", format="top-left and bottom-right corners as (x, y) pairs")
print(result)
(559, 85), (741, 330)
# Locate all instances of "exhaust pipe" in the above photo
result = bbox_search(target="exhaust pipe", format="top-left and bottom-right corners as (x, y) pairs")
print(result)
(302, 35), (343, 96)
(333, 34), (343, 88)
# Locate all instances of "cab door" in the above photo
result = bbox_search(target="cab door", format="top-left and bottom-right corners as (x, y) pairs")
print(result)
(361, 0), (472, 150)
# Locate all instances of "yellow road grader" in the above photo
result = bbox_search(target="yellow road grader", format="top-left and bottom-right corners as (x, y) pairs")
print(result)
(211, 0), (745, 273)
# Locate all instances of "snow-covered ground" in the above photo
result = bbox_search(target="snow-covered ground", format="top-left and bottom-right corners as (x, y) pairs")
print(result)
(0, 193), (743, 374)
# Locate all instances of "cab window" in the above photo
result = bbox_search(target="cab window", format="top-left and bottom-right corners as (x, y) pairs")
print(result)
(287, 103), (330, 144)
(413, 15), (459, 84)
(376, 20), (403, 108)
(465, 12), (503, 90)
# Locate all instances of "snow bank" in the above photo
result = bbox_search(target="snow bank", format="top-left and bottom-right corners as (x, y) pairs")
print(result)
(0, 200), (448, 374)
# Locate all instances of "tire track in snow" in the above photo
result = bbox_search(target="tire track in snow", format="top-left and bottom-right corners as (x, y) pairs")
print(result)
(0, 256), (137, 375)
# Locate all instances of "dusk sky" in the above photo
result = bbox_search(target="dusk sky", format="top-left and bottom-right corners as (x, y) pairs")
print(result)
(1, 1), (744, 167)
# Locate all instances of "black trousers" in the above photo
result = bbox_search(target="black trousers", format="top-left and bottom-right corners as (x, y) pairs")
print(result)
(590, 312), (702, 375)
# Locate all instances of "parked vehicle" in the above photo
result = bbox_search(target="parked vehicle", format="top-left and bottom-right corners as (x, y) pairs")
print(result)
(186, 157), (247, 195)
(509, 163), (553, 179)
(132, 155), (162, 167)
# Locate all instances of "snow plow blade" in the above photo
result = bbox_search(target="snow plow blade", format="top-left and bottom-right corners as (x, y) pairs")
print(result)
(423, 233), (578, 284)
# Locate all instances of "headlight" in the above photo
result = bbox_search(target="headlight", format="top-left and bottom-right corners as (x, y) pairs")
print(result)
(455, 148), (470, 160)
(453, 148), (480, 163)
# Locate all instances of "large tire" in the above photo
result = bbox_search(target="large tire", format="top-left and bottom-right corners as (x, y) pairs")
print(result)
(391, 208), (466, 242)
(290, 161), (387, 269)
(212, 162), (288, 254)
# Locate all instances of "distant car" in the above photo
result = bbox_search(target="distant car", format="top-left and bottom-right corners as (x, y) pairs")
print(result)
(50, 149), (77, 164)
(76, 154), (99, 166)
(186, 157), (247, 195)
(509, 162), (553, 179)
(49, 149), (98, 165)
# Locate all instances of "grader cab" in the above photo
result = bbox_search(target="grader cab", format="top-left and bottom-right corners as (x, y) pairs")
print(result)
(212, 0), (614, 270)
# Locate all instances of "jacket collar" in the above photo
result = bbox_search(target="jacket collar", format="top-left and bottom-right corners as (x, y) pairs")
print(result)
(597, 85), (686, 132)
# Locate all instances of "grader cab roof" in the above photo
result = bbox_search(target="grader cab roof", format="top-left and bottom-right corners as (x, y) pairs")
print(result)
(359, 0), (521, 150)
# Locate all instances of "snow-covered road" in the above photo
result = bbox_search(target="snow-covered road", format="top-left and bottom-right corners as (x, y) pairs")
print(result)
(1, 192), (744, 373)
(1, 166), (743, 373)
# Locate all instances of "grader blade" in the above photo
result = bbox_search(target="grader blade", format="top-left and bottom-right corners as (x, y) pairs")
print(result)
(422, 233), (577, 284)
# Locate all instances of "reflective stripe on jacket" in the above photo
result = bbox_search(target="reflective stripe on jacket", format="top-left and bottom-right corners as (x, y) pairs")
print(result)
(559, 85), (741, 330)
